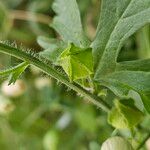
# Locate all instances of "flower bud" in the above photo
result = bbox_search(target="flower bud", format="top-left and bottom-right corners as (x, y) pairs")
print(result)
(1, 80), (26, 97)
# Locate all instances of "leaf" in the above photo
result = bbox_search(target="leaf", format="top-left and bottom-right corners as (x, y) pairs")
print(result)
(108, 99), (144, 129)
(99, 71), (150, 113)
(91, 0), (150, 113)
(0, 62), (29, 84)
(51, 0), (90, 47)
(116, 59), (150, 72)
(37, 36), (67, 63)
(58, 43), (93, 81)
(9, 63), (28, 85)
(92, 0), (150, 77)
(101, 136), (134, 150)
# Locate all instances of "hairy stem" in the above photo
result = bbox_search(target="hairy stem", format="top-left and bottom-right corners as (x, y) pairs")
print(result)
(0, 43), (111, 112)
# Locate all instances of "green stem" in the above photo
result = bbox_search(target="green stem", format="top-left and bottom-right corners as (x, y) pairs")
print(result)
(136, 133), (150, 150)
(0, 43), (111, 112)
(111, 129), (118, 137)
(9, 10), (51, 25)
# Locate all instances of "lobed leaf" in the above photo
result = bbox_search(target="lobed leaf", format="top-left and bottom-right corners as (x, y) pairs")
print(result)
(92, 0), (150, 113)
(92, 0), (150, 77)
(51, 0), (90, 47)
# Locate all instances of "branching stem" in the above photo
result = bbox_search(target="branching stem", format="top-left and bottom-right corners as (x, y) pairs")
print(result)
(0, 62), (28, 76)
(0, 43), (111, 112)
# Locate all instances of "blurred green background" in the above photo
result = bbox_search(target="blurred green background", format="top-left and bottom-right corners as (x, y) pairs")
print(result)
(0, 0), (150, 149)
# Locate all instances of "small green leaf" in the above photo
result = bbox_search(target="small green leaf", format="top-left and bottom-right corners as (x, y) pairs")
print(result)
(9, 62), (29, 85)
(108, 99), (144, 129)
(51, 0), (90, 47)
(0, 62), (29, 85)
(58, 43), (93, 81)
(101, 136), (133, 150)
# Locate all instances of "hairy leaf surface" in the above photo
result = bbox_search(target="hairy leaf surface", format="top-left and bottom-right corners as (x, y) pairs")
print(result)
(92, 0), (150, 112)
(92, 0), (150, 76)
(51, 0), (89, 47)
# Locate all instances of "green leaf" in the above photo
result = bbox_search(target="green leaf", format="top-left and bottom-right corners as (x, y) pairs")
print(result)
(108, 99), (144, 129)
(92, 0), (150, 113)
(37, 36), (67, 63)
(58, 43), (93, 81)
(0, 62), (29, 84)
(116, 59), (150, 72)
(92, 0), (150, 77)
(51, 0), (90, 47)
(99, 71), (150, 113)
(101, 136), (134, 150)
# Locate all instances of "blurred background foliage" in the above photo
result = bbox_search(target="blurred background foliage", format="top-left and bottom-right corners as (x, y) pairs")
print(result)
(0, 0), (149, 149)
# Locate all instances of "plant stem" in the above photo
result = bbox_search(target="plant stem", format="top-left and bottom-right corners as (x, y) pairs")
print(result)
(9, 10), (51, 24)
(0, 43), (111, 112)
(111, 129), (118, 137)
(136, 133), (150, 150)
